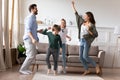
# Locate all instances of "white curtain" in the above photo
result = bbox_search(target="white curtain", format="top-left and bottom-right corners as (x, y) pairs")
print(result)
(3, 0), (12, 68)
(0, 0), (20, 71)
(0, 0), (6, 71)
(8, 0), (20, 48)
(12, 0), (20, 48)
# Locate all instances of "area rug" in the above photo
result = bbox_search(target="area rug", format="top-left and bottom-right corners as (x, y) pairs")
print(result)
(32, 72), (104, 80)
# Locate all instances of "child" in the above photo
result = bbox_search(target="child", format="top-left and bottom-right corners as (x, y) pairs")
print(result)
(59, 19), (71, 73)
(38, 24), (62, 76)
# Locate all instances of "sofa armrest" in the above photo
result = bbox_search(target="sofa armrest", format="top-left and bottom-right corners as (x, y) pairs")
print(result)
(97, 50), (105, 67)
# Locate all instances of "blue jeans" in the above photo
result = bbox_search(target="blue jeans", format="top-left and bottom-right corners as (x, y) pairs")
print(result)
(46, 47), (59, 70)
(80, 38), (96, 70)
(62, 44), (66, 69)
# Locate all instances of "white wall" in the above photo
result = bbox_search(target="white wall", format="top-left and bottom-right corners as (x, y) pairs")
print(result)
(20, 0), (120, 27)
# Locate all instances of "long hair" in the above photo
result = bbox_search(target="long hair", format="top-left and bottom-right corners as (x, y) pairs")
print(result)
(61, 18), (66, 28)
(86, 12), (96, 25)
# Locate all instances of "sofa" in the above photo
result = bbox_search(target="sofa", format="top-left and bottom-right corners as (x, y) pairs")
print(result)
(32, 43), (105, 74)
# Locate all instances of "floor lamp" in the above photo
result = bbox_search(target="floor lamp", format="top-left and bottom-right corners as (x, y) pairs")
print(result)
(113, 26), (120, 68)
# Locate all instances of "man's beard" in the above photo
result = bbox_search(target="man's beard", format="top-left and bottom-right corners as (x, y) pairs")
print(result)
(34, 11), (38, 15)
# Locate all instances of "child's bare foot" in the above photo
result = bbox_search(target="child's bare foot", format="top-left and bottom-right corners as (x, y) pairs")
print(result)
(82, 70), (90, 76)
(47, 69), (51, 75)
(62, 67), (66, 74)
(53, 70), (57, 76)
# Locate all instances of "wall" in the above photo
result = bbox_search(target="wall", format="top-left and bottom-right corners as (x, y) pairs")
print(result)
(20, 0), (120, 27)
(19, 0), (120, 68)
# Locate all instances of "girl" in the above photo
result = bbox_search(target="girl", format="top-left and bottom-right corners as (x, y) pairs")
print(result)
(59, 19), (71, 73)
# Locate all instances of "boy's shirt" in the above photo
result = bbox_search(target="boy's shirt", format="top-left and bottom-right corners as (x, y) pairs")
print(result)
(42, 29), (62, 49)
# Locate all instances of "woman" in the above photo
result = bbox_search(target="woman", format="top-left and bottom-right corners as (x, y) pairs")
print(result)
(71, 0), (100, 75)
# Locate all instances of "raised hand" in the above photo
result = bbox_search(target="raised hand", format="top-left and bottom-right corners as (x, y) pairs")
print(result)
(71, 0), (77, 12)
(72, 0), (75, 5)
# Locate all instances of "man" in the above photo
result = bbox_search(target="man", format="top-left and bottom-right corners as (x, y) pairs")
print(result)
(19, 4), (39, 75)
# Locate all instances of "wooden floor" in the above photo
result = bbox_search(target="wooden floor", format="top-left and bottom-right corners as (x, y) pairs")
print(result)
(0, 65), (120, 80)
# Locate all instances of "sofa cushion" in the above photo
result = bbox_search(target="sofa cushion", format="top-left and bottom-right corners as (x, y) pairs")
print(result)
(89, 46), (99, 56)
(67, 55), (99, 63)
(37, 43), (48, 53)
(67, 56), (79, 62)
(36, 54), (63, 62)
(68, 45), (99, 56)
(68, 45), (79, 55)
(36, 54), (46, 61)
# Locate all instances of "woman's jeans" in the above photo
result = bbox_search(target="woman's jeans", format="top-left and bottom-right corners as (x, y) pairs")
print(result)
(46, 47), (59, 71)
(80, 38), (96, 70)
(62, 44), (66, 69)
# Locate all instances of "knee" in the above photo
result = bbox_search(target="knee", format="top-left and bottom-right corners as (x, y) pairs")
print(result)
(83, 56), (89, 61)
(79, 56), (84, 62)
(79, 54), (83, 59)
(29, 54), (35, 59)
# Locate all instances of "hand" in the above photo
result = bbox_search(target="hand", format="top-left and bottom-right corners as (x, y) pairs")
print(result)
(69, 37), (71, 41)
(37, 29), (43, 33)
(66, 35), (71, 41)
(32, 38), (37, 44)
(48, 27), (51, 30)
(87, 25), (92, 31)
(71, 0), (77, 12)
(60, 48), (62, 54)
(72, 0), (75, 5)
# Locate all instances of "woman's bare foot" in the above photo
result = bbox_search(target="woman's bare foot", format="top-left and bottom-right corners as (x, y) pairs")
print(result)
(96, 64), (100, 74)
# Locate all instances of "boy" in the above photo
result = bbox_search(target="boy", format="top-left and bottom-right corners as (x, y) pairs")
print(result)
(38, 24), (62, 75)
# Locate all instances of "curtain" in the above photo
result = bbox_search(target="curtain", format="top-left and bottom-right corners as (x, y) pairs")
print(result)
(12, 0), (20, 48)
(3, 0), (12, 68)
(0, 0), (6, 71)
(9, 0), (20, 48)
(0, 0), (20, 71)
(9, 0), (14, 48)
